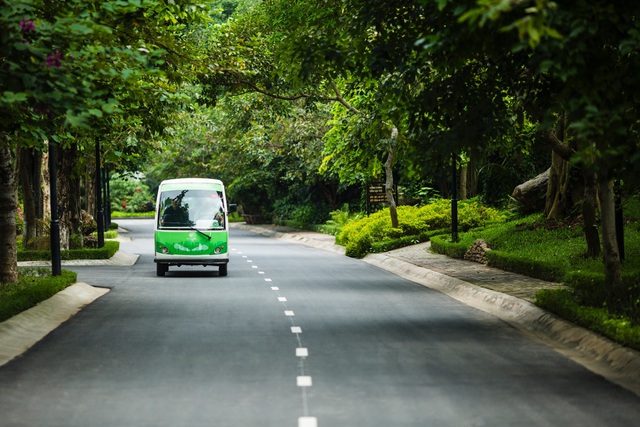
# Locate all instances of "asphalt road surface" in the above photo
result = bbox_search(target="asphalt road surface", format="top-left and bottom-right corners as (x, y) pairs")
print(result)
(1, 219), (639, 427)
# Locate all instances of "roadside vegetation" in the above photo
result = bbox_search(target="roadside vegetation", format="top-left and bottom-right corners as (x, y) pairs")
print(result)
(0, 268), (77, 323)
(328, 194), (640, 351)
(2, 1), (640, 357)
(1, 232), (120, 321)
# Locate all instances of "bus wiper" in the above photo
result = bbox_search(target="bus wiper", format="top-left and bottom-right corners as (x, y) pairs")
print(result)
(188, 224), (212, 240)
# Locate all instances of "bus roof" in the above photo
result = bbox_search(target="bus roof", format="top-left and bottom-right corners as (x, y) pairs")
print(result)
(159, 178), (224, 186)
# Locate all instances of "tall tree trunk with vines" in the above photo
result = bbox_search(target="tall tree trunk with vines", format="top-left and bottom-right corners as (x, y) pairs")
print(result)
(0, 142), (19, 284)
(385, 127), (399, 228)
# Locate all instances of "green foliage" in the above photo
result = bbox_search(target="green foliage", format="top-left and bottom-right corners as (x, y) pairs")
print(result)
(0, 268), (77, 322)
(429, 234), (471, 259)
(289, 204), (329, 229)
(17, 241), (119, 261)
(430, 214), (586, 280)
(109, 174), (155, 213)
(91, 230), (118, 239)
(317, 204), (363, 235)
(111, 211), (154, 218)
(536, 289), (640, 352)
(15, 206), (24, 235)
(430, 204), (640, 324)
(486, 250), (565, 282)
(337, 198), (505, 258)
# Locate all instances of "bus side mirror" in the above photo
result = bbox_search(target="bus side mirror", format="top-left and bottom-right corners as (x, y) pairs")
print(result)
(228, 204), (238, 214)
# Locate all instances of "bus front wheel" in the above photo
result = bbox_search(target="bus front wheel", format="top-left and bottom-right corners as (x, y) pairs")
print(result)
(219, 264), (228, 277)
(157, 263), (168, 277)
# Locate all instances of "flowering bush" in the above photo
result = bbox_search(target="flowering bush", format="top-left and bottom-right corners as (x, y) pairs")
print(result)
(16, 206), (24, 235)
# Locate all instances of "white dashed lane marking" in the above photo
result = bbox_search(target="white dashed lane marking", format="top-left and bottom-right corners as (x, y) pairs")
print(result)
(237, 247), (316, 426)
(297, 376), (313, 387)
(299, 417), (318, 427)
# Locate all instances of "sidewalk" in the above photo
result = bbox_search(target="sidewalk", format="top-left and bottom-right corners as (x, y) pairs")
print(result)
(233, 222), (640, 396)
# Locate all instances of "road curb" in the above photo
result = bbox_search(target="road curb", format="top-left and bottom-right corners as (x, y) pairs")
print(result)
(0, 282), (109, 367)
(17, 251), (139, 267)
(363, 253), (640, 396)
(235, 224), (640, 396)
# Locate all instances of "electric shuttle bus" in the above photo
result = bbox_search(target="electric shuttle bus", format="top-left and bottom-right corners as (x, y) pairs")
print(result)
(154, 178), (236, 277)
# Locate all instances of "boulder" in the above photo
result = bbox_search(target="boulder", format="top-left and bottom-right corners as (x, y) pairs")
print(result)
(464, 239), (492, 264)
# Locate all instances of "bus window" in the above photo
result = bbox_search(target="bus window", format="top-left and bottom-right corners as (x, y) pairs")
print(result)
(158, 189), (226, 230)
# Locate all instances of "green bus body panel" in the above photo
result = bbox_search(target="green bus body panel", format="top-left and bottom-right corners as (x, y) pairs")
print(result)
(155, 230), (229, 256)
(160, 182), (223, 192)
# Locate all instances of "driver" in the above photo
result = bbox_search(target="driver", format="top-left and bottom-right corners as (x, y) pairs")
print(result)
(162, 197), (189, 225)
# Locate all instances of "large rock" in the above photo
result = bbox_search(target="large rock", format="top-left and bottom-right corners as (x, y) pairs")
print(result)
(464, 239), (492, 264)
(511, 168), (549, 213)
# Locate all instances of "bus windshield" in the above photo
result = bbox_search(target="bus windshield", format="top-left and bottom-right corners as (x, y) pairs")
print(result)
(158, 189), (226, 230)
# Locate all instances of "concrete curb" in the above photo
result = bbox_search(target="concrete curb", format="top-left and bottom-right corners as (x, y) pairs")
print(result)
(0, 282), (109, 367)
(17, 251), (139, 267)
(236, 224), (640, 396)
(362, 253), (640, 395)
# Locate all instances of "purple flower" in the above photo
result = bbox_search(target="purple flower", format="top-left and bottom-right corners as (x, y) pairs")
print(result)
(45, 51), (64, 67)
(20, 18), (35, 32)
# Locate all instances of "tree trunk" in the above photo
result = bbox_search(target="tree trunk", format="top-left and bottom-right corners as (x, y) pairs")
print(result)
(385, 127), (399, 228)
(85, 157), (96, 217)
(57, 145), (82, 249)
(459, 164), (468, 200)
(545, 150), (572, 219)
(541, 114), (584, 220)
(599, 178), (622, 287)
(465, 157), (478, 198)
(582, 167), (600, 258)
(0, 142), (19, 284)
(19, 147), (44, 249)
(41, 149), (51, 221)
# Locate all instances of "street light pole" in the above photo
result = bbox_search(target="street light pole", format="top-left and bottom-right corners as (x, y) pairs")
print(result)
(451, 151), (458, 243)
(95, 139), (104, 248)
(48, 141), (61, 276)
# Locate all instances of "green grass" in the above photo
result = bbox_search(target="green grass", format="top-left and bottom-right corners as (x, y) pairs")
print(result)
(429, 204), (640, 351)
(91, 229), (118, 239)
(111, 211), (154, 218)
(323, 195), (640, 351)
(0, 268), (77, 322)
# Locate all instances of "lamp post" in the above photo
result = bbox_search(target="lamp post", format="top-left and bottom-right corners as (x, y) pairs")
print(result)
(95, 139), (104, 248)
(48, 141), (61, 276)
(451, 152), (458, 243)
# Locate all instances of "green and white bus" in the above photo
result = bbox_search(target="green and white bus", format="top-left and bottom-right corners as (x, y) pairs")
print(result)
(154, 178), (236, 277)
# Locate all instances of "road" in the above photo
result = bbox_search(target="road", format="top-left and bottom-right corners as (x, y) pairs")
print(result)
(1, 219), (639, 426)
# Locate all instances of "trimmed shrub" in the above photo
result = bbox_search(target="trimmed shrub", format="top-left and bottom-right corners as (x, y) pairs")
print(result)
(336, 198), (505, 258)
(536, 289), (640, 352)
(18, 241), (120, 262)
(486, 250), (565, 282)
(429, 234), (470, 259)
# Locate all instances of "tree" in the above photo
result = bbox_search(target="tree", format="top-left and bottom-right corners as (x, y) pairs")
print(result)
(1, 0), (209, 282)
(461, 0), (640, 285)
